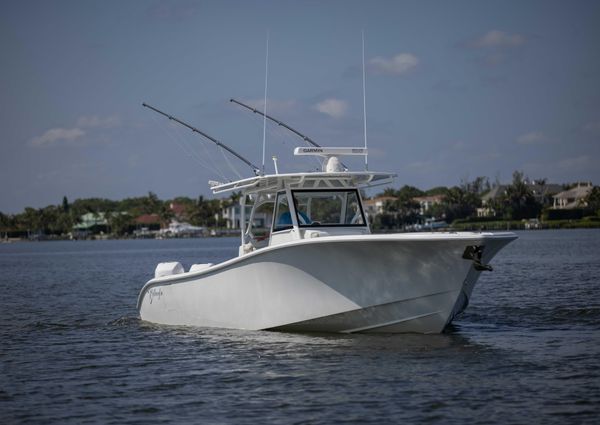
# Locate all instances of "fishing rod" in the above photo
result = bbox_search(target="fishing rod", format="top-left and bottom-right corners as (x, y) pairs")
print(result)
(230, 98), (349, 171)
(142, 102), (261, 176)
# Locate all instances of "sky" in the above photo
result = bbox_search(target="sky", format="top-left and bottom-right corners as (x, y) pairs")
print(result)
(1, 0), (599, 213)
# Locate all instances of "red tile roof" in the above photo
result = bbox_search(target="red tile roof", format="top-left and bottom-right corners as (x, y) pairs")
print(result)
(135, 214), (161, 224)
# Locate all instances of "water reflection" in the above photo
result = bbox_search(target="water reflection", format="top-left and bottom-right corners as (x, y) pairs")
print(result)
(129, 318), (494, 360)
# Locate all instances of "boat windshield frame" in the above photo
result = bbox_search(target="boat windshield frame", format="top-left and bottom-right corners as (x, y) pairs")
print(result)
(272, 190), (294, 233)
(290, 188), (367, 228)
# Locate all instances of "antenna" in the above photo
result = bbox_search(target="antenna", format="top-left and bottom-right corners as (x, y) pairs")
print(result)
(142, 102), (261, 175)
(262, 31), (269, 175)
(362, 30), (368, 171)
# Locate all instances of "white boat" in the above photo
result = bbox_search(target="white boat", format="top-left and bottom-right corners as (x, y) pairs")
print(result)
(137, 140), (517, 333)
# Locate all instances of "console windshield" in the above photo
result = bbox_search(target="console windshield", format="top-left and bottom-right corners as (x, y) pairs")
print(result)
(292, 189), (366, 227)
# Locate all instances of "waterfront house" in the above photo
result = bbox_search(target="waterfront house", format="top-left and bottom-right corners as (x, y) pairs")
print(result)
(412, 194), (445, 216)
(169, 202), (187, 220)
(219, 203), (271, 230)
(552, 183), (594, 209)
(479, 181), (563, 217)
(134, 214), (161, 230)
(478, 186), (507, 217)
(363, 196), (396, 217)
(72, 212), (109, 238)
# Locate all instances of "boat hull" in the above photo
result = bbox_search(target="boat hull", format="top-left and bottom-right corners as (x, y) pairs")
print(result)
(137, 233), (516, 333)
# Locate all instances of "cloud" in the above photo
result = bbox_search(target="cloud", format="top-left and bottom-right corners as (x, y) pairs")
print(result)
(466, 31), (526, 67)
(368, 53), (419, 76)
(516, 131), (545, 145)
(76, 115), (121, 129)
(30, 114), (120, 147)
(30, 128), (86, 146)
(471, 30), (525, 48)
(314, 98), (348, 118)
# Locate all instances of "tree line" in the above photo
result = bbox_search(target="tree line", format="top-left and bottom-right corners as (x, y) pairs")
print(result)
(2, 173), (599, 238)
(372, 171), (600, 230)
(0, 192), (239, 238)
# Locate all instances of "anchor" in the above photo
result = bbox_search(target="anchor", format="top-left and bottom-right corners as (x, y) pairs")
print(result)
(462, 245), (493, 272)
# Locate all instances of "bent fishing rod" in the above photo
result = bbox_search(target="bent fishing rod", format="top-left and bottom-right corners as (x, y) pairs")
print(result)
(142, 102), (261, 176)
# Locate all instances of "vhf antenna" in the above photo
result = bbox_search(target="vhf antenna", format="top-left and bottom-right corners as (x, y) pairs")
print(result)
(261, 31), (269, 175)
(142, 102), (261, 176)
(362, 30), (369, 171)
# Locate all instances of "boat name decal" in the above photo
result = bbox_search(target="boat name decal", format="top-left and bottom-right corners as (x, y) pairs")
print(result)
(148, 287), (163, 304)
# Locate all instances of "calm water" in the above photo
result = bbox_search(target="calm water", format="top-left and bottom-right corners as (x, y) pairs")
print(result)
(1, 230), (599, 424)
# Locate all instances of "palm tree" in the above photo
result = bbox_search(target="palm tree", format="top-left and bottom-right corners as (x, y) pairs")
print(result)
(108, 212), (133, 236)
(586, 186), (600, 216)
(382, 187), (397, 197)
(143, 192), (161, 214)
(229, 191), (242, 206)
(158, 203), (175, 228)
(20, 207), (41, 237)
(62, 196), (70, 213)
(499, 171), (541, 219)
(0, 212), (12, 239)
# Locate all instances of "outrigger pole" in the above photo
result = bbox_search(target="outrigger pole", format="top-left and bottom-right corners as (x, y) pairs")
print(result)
(230, 98), (322, 149)
(142, 102), (261, 176)
(230, 98), (349, 171)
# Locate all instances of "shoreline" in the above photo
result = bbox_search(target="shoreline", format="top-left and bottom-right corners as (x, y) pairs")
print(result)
(3, 225), (598, 243)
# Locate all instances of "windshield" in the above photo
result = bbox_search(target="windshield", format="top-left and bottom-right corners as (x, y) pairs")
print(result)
(292, 189), (366, 227)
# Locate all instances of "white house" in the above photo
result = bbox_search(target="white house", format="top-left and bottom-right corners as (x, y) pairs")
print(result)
(363, 196), (396, 217)
(412, 194), (445, 216)
(220, 204), (272, 230)
(552, 183), (593, 209)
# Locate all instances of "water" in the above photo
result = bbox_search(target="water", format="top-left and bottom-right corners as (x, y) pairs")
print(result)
(1, 230), (599, 424)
